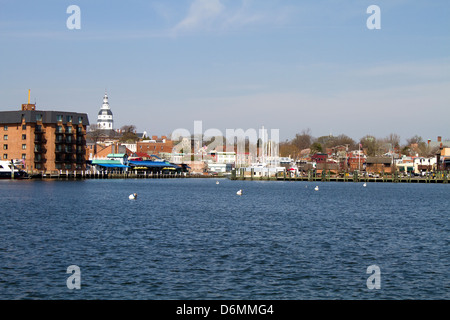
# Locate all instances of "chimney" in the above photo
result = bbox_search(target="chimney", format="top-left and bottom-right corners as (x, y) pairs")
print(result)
(437, 136), (442, 142)
(428, 139), (431, 145)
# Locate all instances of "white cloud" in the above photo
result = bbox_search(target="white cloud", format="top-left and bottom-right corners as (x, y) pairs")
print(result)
(172, 0), (225, 34)
(170, 0), (294, 36)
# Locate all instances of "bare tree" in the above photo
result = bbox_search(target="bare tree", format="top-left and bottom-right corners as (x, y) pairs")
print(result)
(291, 129), (313, 151)
(385, 133), (401, 149)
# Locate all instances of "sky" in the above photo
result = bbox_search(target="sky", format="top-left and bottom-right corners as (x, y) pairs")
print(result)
(0, 0), (449, 144)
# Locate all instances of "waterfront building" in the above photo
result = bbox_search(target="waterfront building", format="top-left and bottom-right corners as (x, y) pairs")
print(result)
(365, 156), (393, 174)
(87, 143), (133, 160)
(0, 92), (89, 173)
(136, 136), (173, 156)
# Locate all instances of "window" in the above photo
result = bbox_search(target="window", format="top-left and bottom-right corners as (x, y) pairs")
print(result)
(65, 126), (72, 133)
(3, 144), (7, 150)
(3, 125), (8, 131)
(3, 135), (8, 140)
(22, 125), (26, 130)
(22, 134), (26, 140)
(65, 164), (72, 170)
(35, 164), (41, 169)
(36, 114), (43, 121)
(67, 115), (72, 122)
(78, 116), (83, 124)
(22, 154), (26, 160)
(3, 154), (7, 159)
(57, 115), (63, 122)
(56, 126), (63, 133)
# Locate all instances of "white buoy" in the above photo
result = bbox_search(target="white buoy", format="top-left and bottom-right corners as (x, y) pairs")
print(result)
(363, 183), (367, 187)
(216, 181), (219, 185)
(314, 186), (319, 191)
(237, 189), (243, 195)
(129, 193), (137, 200)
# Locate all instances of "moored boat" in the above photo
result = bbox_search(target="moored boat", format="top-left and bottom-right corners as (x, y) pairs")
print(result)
(0, 160), (29, 179)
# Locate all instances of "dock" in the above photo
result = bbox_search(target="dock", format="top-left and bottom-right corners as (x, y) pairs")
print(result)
(29, 171), (214, 180)
(229, 169), (449, 183)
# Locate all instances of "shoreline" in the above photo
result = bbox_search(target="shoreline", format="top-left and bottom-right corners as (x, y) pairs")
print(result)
(5, 172), (449, 183)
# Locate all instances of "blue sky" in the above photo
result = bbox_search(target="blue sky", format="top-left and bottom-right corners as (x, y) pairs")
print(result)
(0, 0), (449, 143)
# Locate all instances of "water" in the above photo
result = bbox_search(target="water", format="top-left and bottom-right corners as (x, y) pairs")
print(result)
(0, 179), (448, 300)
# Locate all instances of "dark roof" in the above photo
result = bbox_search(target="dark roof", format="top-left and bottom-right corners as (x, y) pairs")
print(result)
(366, 156), (392, 164)
(0, 110), (89, 126)
(98, 109), (113, 116)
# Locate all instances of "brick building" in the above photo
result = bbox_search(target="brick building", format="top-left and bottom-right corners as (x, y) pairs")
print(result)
(0, 97), (89, 173)
(136, 136), (173, 156)
(365, 157), (393, 174)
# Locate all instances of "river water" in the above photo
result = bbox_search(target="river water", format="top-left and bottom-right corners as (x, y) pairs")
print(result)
(0, 178), (448, 299)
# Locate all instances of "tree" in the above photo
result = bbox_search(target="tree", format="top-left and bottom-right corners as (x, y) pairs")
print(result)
(384, 133), (401, 150)
(119, 125), (139, 143)
(360, 135), (381, 156)
(279, 141), (299, 158)
(406, 135), (428, 156)
(120, 125), (137, 133)
(291, 129), (313, 151)
(310, 142), (323, 154)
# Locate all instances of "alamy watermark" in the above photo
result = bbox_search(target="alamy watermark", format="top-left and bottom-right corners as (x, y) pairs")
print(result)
(170, 121), (280, 164)
(66, 5), (81, 30)
(366, 265), (381, 289)
(367, 5), (381, 30)
(66, 265), (81, 290)
(65, 5), (380, 31)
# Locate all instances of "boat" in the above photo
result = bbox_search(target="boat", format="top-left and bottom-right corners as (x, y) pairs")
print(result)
(0, 160), (29, 179)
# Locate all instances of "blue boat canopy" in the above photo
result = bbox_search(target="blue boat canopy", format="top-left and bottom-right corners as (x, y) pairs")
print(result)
(128, 161), (178, 168)
(96, 163), (130, 168)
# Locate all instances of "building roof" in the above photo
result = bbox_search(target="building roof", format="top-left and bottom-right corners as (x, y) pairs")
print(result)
(98, 109), (113, 116)
(0, 110), (89, 125)
(366, 156), (392, 164)
(107, 153), (127, 158)
(135, 152), (151, 158)
(128, 160), (178, 168)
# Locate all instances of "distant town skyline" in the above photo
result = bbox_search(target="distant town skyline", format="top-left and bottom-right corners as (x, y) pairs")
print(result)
(0, 0), (449, 143)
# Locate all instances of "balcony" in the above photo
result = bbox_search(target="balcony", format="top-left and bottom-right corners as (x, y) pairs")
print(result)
(64, 156), (75, 163)
(34, 145), (47, 153)
(34, 136), (47, 144)
(34, 157), (46, 163)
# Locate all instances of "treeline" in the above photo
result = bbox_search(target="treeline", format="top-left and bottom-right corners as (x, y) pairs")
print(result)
(280, 129), (443, 158)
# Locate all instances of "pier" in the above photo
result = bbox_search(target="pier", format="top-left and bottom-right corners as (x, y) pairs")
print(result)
(29, 171), (213, 180)
(230, 169), (449, 183)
